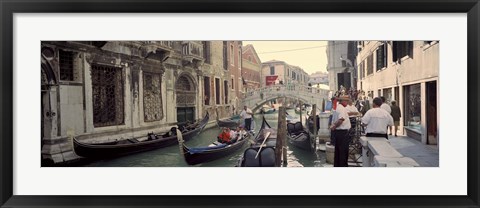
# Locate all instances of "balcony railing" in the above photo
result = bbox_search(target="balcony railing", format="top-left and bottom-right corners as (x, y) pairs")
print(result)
(182, 41), (203, 59)
(141, 41), (174, 50)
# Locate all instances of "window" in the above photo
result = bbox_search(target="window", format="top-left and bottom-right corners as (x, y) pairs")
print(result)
(203, 76), (210, 105)
(341, 60), (347, 67)
(403, 84), (421, 130)
(393, 41), (413, 63)
(376, 44), (387, 71)
(270, 66), (275, 75)
(366, 54), (373, 75)
(215, 78), (220, 105)
(231, 78), (234, 89)
(143, 72), (163, 122)
(359, 62), (365, 79)
(224, 80), (229, 104)
(248, 56), (252, 62)
(238, 50), (242, 69)
(223, 41), (228, 70)
(91, 64), (124, 127)
(202, 41), (211, 64)
(59, 50), (74, 81)
(230, 44), (234, 66)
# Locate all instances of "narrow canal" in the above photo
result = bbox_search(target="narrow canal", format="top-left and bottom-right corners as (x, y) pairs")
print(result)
(84, 109), (326, 167)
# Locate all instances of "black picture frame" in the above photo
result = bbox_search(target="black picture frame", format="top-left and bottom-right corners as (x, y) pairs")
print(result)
(1, 0), (479, 207)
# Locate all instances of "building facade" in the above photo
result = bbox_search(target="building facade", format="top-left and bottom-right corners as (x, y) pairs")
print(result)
(308, 71), (329, 86)
(356, 41), (439, 145)
(226, 41), (243, 114)
(261, 60), (310, 87)
(41, 41), (237, 165)
(241, 44), (262, 93)
(326, 41), (357, 92)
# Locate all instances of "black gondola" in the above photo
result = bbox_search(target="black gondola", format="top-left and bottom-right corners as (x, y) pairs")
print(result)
(215, 108), (240, 128)
(237, 117), (280, 167)
(178, 129), (251, 165)
(287, 121), (315, 151)
(73, 112), (209, 158)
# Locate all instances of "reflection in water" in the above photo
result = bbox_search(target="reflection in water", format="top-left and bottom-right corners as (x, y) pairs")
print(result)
(85, 110), (326, 167)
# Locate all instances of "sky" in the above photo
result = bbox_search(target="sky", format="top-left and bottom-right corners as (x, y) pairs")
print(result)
(243, 41), (328, 75)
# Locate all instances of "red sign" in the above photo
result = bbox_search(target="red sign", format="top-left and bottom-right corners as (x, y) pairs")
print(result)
(265, 75), (278, 86)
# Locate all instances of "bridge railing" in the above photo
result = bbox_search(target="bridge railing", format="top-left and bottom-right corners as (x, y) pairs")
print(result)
(244, 85), (329, 101)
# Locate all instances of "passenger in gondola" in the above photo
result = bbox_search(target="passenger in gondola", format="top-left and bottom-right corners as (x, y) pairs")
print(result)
(217, 127), (231, 144)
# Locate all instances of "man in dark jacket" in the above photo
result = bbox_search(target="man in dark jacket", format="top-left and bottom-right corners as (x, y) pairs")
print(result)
(390, 100), (401, 137)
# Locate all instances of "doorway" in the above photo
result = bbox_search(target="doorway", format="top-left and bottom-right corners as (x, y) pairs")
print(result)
(426, 81), (438, 145)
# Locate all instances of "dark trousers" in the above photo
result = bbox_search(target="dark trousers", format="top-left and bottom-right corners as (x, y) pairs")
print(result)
(333, 129), (351, 167)
(245, 118), (252, 131)
(366, 133), (388, 140)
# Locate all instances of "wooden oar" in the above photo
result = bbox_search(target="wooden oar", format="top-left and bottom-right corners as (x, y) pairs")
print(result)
(255, 131), (271, 159)
(176, 128), (186, 156)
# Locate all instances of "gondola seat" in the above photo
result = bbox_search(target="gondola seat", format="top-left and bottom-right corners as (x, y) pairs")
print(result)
(243, 148), (260, 167)
(260, 147), (276, 167)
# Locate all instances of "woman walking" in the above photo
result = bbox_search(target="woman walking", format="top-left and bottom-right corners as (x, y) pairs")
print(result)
(390, 101), (401, 137)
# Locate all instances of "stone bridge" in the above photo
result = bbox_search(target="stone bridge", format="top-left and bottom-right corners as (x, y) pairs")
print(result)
(242, 85), (330, 113)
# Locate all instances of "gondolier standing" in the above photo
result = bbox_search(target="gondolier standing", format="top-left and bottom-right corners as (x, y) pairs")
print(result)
(330, 96), (352, 167)
(240, 105), (254, 131)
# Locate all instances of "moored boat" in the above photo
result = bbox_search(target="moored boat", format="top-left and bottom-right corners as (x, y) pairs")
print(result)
(73, 113), (209, 158)
(237, 117), (280, 167)
(178, 128), (251, 165)
(287, 121), (315, 151)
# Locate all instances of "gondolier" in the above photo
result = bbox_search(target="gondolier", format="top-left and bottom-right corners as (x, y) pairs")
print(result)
(240, 105), (254, 131)
(361, 97), (394, 140)
(330, 95), (352, 167)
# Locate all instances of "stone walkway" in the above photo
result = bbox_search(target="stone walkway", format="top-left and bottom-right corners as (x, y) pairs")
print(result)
(388, 135), (439, 167)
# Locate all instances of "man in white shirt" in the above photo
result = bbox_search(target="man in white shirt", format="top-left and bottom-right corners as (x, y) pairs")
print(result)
(346, 100), (360, 117)
(329, 95), (352, 167)
(362, 97), (394, 140)
(380, 96), (391, 114)
(240, 106), (254, 131)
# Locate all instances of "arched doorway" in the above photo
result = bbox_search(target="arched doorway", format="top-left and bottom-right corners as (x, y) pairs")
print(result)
(175, 74), (196, 125)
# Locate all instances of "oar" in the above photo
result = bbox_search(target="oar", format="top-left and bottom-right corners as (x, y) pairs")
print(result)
(255, 131), (271, 159)
(176, 128), (186, 156)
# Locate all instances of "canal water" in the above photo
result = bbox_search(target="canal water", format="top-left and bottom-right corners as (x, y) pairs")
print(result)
(84, 109), (326, 167)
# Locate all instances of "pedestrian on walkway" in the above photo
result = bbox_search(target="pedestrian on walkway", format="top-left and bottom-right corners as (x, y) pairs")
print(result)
(330, 95), (352, 167)
(390, 100), (401, 137)
(240, 105), (254, 131)
(361, 97), (394, 140)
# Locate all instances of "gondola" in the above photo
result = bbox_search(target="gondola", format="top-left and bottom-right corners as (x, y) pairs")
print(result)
(287, 121), (315, 151)
(306, 114), (320, 135)
(215, 108), (240, 128)
(177, 128), (251, 165)
(73, 112), (209, 158)
(237, 117), (280, 167)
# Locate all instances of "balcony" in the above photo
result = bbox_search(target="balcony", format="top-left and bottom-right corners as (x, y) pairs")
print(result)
(181, 41), (204, 68)
(140, 41), (174, 62)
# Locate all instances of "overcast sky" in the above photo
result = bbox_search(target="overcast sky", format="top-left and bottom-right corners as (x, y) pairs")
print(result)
(243, 41), (328, 74)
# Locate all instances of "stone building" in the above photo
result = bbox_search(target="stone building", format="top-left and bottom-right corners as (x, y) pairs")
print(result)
(308, 71), (329, 86)
(226, 41), (243, 115)
(356, 41), (439, 145)
(326, 41), (357, 92)
(241, 44), (262, 93)
(41, 41), (236, 165)
(261, 60), (310, 87)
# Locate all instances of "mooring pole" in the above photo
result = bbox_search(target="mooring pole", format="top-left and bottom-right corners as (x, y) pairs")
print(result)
(312, 104), (317, 137)
(276, 106), (287, 167)
(299, 100), (303, 124)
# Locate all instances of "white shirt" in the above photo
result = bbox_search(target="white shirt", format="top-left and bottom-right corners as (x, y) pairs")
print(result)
(346, 104), (359, 117)
(230, 130), (237, 139)
(362, 108), (394, 134)
(380, 103), (391, 114)
(240, 108), (253, 119)
(333, 104), (351, 130)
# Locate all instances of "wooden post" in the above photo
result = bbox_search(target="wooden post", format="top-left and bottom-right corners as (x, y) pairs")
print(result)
(276, 106), (287, 167)
(312, 104), (317, 137)
(299, 100), (303, 124)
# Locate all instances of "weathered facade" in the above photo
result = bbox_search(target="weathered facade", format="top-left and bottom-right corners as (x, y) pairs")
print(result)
(261, 60), (310, 87)
(225, 41), (243, 114)
(41, 41), (235, 165)
(356, 41), (439, 145)
(326, 41), (357, 92)
(241, 44), (262, 94)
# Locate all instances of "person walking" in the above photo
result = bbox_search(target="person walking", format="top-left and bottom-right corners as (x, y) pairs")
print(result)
(390, 100), (401, 137)
(240, 105), (254, 131)
(330, 95), (352, 167)
(361, 97), (394, 140)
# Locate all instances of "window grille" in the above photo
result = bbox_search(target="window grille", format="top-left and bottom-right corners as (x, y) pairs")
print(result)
(91, 64), (124, 127)
(143, 72), (163, 122)
(59, 50), (74, 81)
